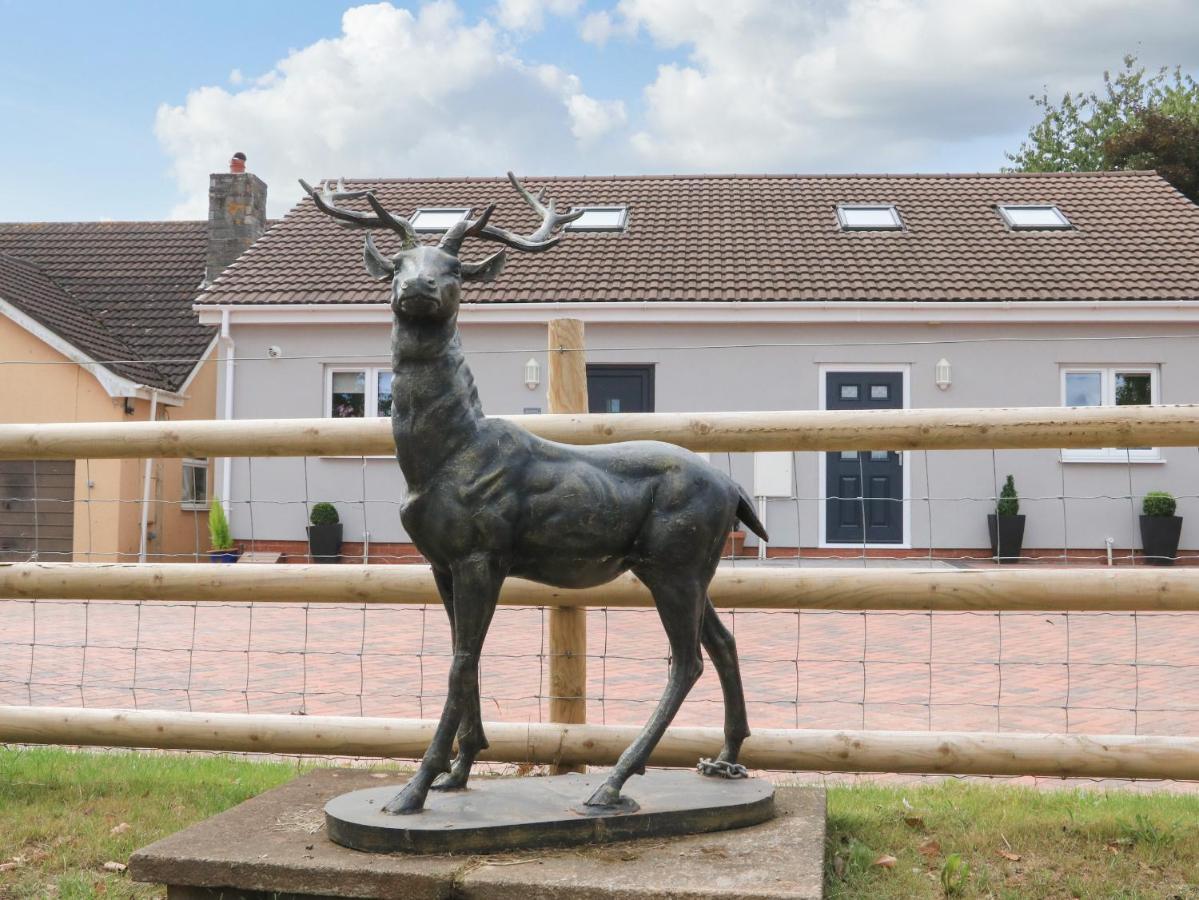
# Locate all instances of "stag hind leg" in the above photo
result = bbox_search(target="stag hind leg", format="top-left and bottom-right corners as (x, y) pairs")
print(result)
(700, 598), (750, 768)
(383, 556), (503, 814)
(585, 571), (706, 809)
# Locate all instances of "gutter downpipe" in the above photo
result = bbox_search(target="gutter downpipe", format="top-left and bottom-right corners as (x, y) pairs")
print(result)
(137, 389), (159, 563)
(220, 309), (235, 517)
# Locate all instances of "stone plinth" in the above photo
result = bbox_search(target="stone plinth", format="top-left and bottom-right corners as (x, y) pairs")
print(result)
(130, 768), (825, 899)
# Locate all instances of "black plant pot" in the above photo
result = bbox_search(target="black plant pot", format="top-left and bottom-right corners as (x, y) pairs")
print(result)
(1140, 515), (1182, 566)
(307, 523), (343, 564)
(987, 514), (1026, 564)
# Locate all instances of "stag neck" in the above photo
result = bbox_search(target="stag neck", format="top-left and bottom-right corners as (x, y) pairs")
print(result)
(390, 314), (484, 489)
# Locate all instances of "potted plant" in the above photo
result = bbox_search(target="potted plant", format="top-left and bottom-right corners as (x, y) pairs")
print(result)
(1140, 491), (1183, 566)
(307, 502), (343, 564)
(987, 474), (1025, 564)
(207, 497), (239, 563)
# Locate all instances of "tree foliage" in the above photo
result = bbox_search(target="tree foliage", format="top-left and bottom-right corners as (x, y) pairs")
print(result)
(1006, 55), (1199, 200)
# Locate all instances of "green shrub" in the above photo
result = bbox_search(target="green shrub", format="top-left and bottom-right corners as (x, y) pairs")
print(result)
(208, 497), (234, 550)
(310, 502), (340, 526)
(997, 474), (1019, 517)
(1143, 491), (1177, 517)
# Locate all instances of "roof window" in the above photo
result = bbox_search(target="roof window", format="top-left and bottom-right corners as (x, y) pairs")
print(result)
(565, 206), (628, 232)
(996, 204), (1072, 230)
(836, 204), (903, 231)
(410, 208), (470, 232)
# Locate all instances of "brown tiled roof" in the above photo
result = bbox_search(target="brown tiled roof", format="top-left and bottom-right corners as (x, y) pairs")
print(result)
(199, 170), (1199, 306)
(0, 221), (214, 391)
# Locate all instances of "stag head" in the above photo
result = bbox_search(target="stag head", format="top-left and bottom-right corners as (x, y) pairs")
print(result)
(299, 173), (581, 320)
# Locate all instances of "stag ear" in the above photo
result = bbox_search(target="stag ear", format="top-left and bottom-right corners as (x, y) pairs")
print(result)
(363, 234), (395, 281)
(461, 250), (506, 283)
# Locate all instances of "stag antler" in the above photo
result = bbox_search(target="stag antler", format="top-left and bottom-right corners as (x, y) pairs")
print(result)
(453, 172), (584, 255)
(299, 178), (418, 249)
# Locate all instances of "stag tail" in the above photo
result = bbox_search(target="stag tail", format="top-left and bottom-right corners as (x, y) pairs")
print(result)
(735, 487), (769, 543)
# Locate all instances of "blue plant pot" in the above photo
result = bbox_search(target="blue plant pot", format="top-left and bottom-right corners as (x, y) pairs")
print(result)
(209, 550), (240, 564)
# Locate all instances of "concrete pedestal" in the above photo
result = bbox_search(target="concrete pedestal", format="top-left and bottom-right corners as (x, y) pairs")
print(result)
(130, 768), (826, 899)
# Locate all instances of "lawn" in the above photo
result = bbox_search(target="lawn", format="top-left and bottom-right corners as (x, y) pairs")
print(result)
(3, 748), (1199, 898)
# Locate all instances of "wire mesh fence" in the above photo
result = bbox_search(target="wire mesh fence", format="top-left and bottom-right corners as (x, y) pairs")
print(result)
(4, 337), (1199, 788)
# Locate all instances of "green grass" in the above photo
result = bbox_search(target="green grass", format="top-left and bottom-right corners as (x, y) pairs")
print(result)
(824, 779), (1199, 898)
(4, 749), (1199, 898)
(0, 747), (302, 898)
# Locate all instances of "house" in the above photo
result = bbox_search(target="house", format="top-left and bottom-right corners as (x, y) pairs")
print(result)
(194, 170), (1199, 563)
(0, 154), (268, 562)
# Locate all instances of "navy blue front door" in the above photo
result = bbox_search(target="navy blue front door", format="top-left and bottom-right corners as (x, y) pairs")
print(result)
(825, 372), (904, 544)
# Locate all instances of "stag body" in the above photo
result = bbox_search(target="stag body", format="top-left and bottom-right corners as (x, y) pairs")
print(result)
(303, 174), (767, 815)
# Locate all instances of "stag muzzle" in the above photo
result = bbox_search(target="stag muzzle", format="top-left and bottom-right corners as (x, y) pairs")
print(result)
(394, 275), (443, 316)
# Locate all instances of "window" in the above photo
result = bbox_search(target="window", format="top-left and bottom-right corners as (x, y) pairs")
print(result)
(327, 367), (394, 419)
(410, 208), (470, 232)
(182, 459), (209, 510)
(836, 204), (903, 231)
(565, 206), (628, 231)
(997, 204), (1071, 230)
(1060, 366), (1160, 462)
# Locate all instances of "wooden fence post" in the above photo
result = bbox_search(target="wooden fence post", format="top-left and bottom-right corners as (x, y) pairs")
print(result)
(546, 318), (588, 773)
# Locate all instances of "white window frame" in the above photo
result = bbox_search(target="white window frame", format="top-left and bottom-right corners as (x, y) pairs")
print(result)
(1060, 365), (1161, 463)
(410, 208), (470, 232)
(565, 206), (628, 232)
(835, 204), (903, 231)
(997, 204), (1072, 230)
(181, 458), (210, 511)
(324, 366), (393, 420)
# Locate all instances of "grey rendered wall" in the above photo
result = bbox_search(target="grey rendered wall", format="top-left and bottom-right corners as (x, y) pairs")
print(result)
(222, 318), (1199, 552)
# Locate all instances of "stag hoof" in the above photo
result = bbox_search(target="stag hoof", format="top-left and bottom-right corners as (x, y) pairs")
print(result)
(584, 783), (623, 809)
(381, 783), (427, 815)
(430, 769), (469, 791)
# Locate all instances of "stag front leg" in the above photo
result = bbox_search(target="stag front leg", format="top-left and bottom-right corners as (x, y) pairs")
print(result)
(383, 555), (503, 814)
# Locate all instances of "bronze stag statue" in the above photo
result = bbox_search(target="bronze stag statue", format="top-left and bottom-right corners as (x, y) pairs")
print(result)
(301, 173), (768, 814)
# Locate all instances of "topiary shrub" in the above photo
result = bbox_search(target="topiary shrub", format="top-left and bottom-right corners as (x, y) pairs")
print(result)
(310, 502), (340, 526)
(1143, 491), (1177, 517)
(997, 475), (1019, 517)
(208, 497), (234, 550)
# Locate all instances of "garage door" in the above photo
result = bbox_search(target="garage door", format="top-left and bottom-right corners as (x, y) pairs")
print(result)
(0, 460), (75, 561)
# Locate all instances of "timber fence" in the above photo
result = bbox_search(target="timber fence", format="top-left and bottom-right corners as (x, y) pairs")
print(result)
(6, 399), (1199, 782)
(8, 321), (1199, 782)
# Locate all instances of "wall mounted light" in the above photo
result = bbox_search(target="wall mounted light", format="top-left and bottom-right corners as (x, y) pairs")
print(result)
(935, 358), (952, 391)
(524, 357), (541, 390)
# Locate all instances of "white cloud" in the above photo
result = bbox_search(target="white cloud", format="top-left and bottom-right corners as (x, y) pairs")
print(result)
(614, 0), (1199, 172)
(579, 10), (616, 45)
(493, 0), (581, 32)
(155, 1), (620, 218)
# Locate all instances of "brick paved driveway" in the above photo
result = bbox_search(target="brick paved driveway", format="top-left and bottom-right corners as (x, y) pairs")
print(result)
(3, 561), (1198, 739)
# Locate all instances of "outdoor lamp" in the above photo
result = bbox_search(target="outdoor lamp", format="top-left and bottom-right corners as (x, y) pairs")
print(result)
(524, 357), (541, 390)
(935, 358), (952, 391)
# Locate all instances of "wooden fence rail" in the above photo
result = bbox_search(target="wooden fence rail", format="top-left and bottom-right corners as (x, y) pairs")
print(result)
(2, 707), (1196, 780)
(4, 403), (1199, 459)
(4, 562), (1199, 612)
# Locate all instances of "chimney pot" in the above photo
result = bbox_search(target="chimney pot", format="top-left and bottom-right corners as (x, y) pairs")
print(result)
(229, 152), (247, 174)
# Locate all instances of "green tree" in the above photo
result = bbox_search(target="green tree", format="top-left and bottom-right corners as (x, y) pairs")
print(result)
(1106, 109), (1199, 202)
(1006, 55), (1199, 187)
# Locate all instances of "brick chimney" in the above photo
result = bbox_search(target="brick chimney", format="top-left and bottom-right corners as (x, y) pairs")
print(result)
(204, 152), (267, 286)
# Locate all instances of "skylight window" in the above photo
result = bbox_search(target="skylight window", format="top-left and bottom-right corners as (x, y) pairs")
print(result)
(410, 208), (470, 232)
(836, 204), (903, 231)
(565, 206), (628, 232)
(996, 204), (1072, 230)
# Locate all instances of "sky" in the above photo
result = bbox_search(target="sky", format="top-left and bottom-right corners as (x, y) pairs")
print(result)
(2, 0), (1197, 221)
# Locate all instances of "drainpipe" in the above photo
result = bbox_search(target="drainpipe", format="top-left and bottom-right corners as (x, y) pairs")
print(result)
(1105, 536), (1115, 567)
(220, 309), (235, 517)
(137, 389), (159, 562)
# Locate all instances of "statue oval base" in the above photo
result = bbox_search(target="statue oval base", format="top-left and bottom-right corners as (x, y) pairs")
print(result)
(325, 770), (774, 854)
